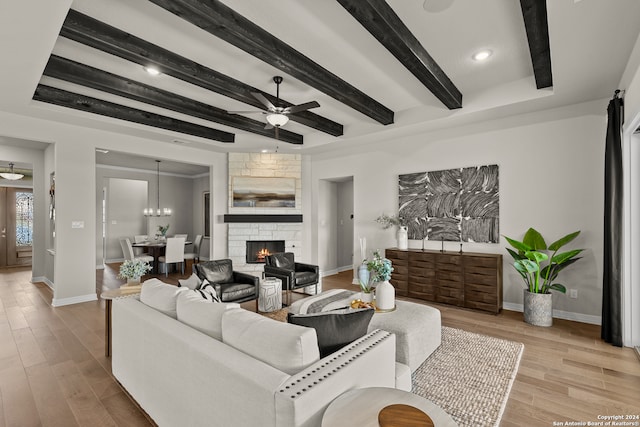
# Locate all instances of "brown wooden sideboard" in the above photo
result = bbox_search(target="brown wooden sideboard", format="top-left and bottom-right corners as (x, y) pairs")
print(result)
(385, 248), (503, 314)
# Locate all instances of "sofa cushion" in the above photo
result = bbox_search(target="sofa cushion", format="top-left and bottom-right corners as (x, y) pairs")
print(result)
(219, 283), (255, 302)
(140, 278), (187, 318)
(271, 253), (294, 269)
(196, 260), (234, 284)
(178, 273), (202, 290)
(295, 271), (317, 286)
(287, 308), (374, 357)
(176, 290), (240, 340)
(222, 309), (319, 375)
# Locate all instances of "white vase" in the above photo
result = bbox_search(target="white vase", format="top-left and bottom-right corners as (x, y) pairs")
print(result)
(376, 280), (395, 310)
(398, 226), (408, 250)
(360, 292), (374, 303)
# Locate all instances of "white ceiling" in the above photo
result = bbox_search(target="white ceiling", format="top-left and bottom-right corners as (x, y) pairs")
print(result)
(1, 0), (639, 169)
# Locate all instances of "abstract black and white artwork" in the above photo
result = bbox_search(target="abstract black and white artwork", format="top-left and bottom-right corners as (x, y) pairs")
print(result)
(398, 164), (499, 243)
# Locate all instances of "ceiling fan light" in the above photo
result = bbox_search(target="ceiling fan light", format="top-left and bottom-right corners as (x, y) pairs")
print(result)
(0, 163), (24, 181)
(266, 113), (289, 127)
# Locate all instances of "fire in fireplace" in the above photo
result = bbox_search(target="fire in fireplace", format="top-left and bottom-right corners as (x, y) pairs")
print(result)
(246, 240), (285, 264)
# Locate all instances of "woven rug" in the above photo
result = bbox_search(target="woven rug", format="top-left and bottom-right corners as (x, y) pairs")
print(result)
(260, 310), (523, 427)
(412, 326), (523, 427)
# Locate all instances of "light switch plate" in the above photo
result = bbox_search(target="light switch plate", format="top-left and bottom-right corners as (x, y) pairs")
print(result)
(71, 221), (85, 229)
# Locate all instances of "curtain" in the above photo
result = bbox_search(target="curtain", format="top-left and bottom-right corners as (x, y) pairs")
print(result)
(601, 93), (623, 347)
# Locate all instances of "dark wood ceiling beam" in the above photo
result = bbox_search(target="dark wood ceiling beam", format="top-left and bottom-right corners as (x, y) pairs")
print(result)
(147, 0), (394, 125)
(520, 0), (553, 89)
(43, 55), (303, 145)
(336, 0), (462, 110)
(33, 85), (235, 143)
(60, 10), (343, 137)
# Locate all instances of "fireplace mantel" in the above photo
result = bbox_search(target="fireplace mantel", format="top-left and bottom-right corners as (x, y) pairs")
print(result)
(224, 214), (303, 223)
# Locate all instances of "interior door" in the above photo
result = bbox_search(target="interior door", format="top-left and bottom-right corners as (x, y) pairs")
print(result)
(0, 188), (6, 267)
(0, 187), (33, 267)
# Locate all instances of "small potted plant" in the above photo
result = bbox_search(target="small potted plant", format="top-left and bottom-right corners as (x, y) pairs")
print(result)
(504, 228), (583, 327)
(118, 259), (152, 287)
(359, 250), (394, 305)
(157, 224), (170, 241)
(376, 213), (408, 250)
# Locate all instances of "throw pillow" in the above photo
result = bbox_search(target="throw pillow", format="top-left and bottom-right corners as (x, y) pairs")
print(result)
(198, 279), (220, 302)
(140, 278), (188, 318)
(178, 273), (202, 290)
(176, 290), (240, 340)
(287, 308), (375, 358)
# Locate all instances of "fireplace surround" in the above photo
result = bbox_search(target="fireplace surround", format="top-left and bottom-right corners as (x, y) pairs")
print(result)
(246, 240), (285, 264)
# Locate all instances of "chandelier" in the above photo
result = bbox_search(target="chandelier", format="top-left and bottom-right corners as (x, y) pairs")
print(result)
(0, 163), (24, 181)
(143, 160), (172, 216)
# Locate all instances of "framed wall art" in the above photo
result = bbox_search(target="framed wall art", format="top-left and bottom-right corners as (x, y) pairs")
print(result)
(232, 177), (296, 208)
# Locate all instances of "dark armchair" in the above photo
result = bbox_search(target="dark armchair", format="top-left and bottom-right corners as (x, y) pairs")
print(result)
(264, 252), (319, 305)
(193, 259), (259, 310)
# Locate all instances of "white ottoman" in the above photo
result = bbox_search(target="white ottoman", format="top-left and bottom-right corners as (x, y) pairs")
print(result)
(369, 300), (441, 372)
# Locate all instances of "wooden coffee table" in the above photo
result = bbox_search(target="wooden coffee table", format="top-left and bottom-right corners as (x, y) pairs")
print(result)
(321, 387), (457, 427)
(100, 285), (142, 357)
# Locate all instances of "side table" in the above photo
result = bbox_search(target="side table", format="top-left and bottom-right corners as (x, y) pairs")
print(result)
(322, 387), (457, 427)
(100, 285), (142, 357)
(258, 277), (282, 312)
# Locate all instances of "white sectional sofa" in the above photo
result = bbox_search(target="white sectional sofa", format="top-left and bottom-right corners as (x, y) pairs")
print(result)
(111, 280), (401, 427)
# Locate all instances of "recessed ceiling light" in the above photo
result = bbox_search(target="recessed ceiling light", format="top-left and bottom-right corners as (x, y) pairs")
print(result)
(144, 66), (161, 76)
(95, 148), (109, 154)
(472, 50), (493, 61)
(261, 149), (270, 153)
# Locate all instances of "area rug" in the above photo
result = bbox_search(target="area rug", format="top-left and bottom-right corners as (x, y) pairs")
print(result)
(412, 326), (524, 427)
(260, 310), (523, 427)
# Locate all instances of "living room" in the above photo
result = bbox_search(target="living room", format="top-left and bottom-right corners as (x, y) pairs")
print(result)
(1, 0), (640, 426)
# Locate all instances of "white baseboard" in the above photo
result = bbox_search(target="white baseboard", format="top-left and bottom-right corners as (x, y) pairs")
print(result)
(502, 302), (602, 325)
(32, 276), (54, 290)
(52, 293), (98, 307)
(321, 265), (353, 277)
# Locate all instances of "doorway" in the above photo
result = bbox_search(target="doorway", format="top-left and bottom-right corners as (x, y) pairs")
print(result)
(0, 187), (33, 267)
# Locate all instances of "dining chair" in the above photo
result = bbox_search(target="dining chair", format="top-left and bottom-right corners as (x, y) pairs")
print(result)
(158, 237), (186, 276)
(184, 234), (203, 264)
(119, 237), (154, 264)
(133, 235), (149, 256)
(174, 234), (188, 239)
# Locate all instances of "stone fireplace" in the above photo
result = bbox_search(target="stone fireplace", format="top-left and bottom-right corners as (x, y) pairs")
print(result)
(246, 240), (285, 264)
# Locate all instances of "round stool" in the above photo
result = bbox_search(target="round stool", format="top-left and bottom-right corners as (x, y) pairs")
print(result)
(259, 277), (282, 312)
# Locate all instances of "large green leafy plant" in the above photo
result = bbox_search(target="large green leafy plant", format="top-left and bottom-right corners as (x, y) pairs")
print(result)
(504, 228), (583, 294)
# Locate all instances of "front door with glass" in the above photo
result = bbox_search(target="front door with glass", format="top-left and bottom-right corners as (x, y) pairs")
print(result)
(0, 187), (33, 267)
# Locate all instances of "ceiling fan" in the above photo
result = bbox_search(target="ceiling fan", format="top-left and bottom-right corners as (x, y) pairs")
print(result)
(229, 76), (320, 139)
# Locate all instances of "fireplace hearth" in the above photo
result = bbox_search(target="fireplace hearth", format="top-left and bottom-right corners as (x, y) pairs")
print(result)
(246, 240), (285, 264)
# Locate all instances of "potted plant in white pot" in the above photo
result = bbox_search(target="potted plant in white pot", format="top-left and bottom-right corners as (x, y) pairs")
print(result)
(375, 213), (408, 250)
(504, 228), (583, 327)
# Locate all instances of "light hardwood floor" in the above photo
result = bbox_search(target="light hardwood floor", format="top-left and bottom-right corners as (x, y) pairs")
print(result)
(0, 265), (638, 426)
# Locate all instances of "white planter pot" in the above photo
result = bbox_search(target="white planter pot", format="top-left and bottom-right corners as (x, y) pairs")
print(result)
(523, 289), (553, 327)
(375, 280), (395, 310)
(398, 226), (408, 250)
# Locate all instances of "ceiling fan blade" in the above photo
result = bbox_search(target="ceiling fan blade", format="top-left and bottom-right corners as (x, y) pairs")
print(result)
(251, 92), (276, 111)
(284, 101), (320, 114)
(227, 110), (265, 114)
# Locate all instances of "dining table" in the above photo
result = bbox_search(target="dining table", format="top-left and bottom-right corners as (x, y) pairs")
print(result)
(132, 239), (192, 274)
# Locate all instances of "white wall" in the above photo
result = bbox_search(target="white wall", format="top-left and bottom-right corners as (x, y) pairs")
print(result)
(191, 175), (210, 261)
(337, 179), (354, 269)
(0, 109), (227, 306)
(318, 180), (338, 273)
(310, 101), (606, 323)
(105, 178), (147, 261)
